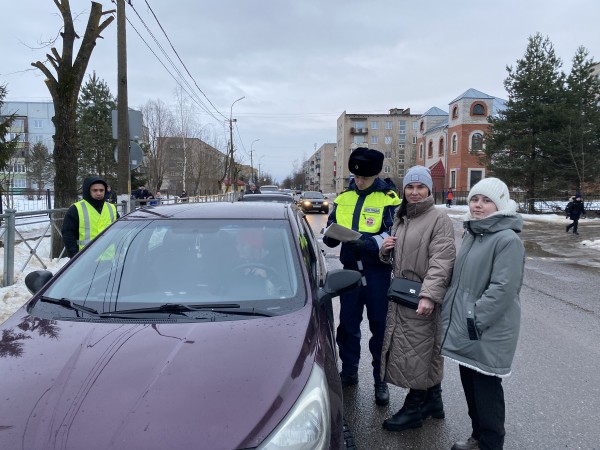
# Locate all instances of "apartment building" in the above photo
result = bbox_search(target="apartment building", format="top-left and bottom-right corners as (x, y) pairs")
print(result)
(415, 88), (506, 192)
(0, 101), (55, 190)
(304, 143), (336, 193)
(335, 108), (420, 193)
(158, 136), (225, 195)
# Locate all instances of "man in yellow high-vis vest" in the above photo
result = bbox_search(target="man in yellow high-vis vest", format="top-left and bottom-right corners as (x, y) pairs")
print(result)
(323, 147), (400, 407)
(61, 176), (119, 258)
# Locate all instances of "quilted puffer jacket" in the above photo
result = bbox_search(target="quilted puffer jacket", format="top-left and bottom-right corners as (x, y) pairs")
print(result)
(379, 196), (456, 389)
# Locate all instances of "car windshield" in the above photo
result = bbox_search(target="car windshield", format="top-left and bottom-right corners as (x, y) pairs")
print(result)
(41, 219), (305, 315)
(303, 192), (325, 199)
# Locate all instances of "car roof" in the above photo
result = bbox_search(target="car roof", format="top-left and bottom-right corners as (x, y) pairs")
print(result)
(124, 201), (293, 220)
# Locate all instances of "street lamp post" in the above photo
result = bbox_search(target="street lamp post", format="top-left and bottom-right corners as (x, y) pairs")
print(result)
(228, 96), (245, 198)
(250, 139), (260, 184)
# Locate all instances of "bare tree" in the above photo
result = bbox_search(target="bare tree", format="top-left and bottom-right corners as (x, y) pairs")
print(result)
(31, 1), (114, 257)
(32, 1), (114, 207)
(141, 99), (175, 193)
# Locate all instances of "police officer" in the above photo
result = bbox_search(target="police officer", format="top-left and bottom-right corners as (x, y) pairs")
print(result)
(323, 147), (401, 406)
(61, 176), (119, 258)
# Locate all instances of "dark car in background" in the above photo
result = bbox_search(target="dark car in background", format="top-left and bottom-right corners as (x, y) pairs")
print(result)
(239, 192), (295, 203)
(0, 202), (360, 449)
(298, 191), (330, 214)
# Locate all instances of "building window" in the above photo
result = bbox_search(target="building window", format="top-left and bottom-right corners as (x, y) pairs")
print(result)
(398, 134), (406, 142)
(383, 165), (391, 174)
(371, 136), (378, 145)
(419, 143), (424, 160)
(385, 151), (391, 158)
(353, 121), (366, 130)
(439, 138), (444, 156)
(451, 134), (457, 153)
(420, 121), (424, 132)
(472, 103), (485, 116)
(452, 106), (458, 119)
(412, 136), (417, 144)
(398, 144), (405, 149)
(450, 170), (456, 189)
(384, 121), (392, 130)
(371, 121), (378, 130)
(413, 122), (418, 130)
(353, 136), (367, 144)
(471, 133), (483, 151)
(469, 169), (483, 188)
(428, 141), (433, 159)
(12, 178), (27, 188)
(384, 136), (392, 145)
(32, 135), (44, 143)
(34, 119), (43, 128)
(399, 120), (406, 134)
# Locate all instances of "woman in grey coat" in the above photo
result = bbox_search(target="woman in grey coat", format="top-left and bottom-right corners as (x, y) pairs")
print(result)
(379, 166), (456, 432)
(441, 178), (525, 450)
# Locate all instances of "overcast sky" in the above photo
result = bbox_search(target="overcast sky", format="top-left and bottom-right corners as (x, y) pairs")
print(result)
(2, 0), (600, 182)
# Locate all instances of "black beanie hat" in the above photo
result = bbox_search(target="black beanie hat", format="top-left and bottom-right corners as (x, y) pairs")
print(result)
(348, 147), (384, 176)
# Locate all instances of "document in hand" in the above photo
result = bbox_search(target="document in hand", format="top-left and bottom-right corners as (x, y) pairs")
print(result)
(323, 223), (362, 242)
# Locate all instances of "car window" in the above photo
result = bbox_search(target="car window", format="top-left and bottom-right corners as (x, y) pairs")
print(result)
(41, 219), (305, 316)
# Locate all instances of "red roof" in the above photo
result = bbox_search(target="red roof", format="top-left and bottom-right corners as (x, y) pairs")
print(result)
(429, 160), (445, 177)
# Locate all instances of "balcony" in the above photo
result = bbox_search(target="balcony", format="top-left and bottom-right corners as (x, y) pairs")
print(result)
(351, 127), (368, 135)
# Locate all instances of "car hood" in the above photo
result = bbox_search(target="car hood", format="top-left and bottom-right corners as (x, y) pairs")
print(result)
(0, 306), (317, 450)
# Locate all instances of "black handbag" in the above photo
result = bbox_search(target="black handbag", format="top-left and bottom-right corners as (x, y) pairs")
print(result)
(386, 251), (422, 309)
(387, 277), (422, 309)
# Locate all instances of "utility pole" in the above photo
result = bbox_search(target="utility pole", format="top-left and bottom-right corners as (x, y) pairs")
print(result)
(117, 0), (130, 208)
(228, 96), (245, 197)
(250, 138), (260, 184)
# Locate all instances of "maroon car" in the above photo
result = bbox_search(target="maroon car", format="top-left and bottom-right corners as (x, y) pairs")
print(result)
(0, 202), (360, 449)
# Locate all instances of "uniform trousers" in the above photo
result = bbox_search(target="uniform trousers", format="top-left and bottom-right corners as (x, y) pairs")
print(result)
(336, 267), (390, 383)
(459, 365), (506, 450)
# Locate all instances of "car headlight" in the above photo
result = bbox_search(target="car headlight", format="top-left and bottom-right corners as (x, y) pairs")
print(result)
(303, 201), (311, 206)
(322, 201), (329, 206)
(257, 364), (331, 450)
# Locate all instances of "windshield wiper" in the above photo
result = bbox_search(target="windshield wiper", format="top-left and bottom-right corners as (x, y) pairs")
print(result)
(40, 296), (100, 316)
(107, 303), (276, 317)
(108, 303), (242, 315)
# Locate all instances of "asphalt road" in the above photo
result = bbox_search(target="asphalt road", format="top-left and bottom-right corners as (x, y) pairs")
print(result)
(306, 209), (600, 450)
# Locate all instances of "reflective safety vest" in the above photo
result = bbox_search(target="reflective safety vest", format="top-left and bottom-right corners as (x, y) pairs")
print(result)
(334, 190), (400, 235)
(75, 200), (118, 250)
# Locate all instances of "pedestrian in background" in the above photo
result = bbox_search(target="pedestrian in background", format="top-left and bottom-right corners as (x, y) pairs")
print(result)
(446, 187), (454, 208)
(441, 177), (525, 450)
(565, 193), (586, 235)
(379, 165), (456, 432)
(104, 185), (117, 204)
(180, 190), (189, 203)
(322, 147), (401, 406)
(61, 176), (119, 258)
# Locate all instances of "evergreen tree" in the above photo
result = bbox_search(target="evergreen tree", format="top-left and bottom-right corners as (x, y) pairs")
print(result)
(77, 72), (117, 184)
(485, 33), (565, 211)
(561, 47), (600, 193)
(0, 84), (18, 174)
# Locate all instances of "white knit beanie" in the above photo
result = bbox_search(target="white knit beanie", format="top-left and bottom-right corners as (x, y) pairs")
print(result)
(403, 165), (433, 192)
(467, 177), (517, 216)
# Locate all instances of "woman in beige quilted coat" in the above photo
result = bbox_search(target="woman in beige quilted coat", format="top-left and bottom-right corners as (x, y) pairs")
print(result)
(379, 166), (456, 432)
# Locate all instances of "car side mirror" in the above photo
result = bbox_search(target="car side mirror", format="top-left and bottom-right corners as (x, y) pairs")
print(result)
(317, 269), (362, 305)
(24, 270), (54, 295)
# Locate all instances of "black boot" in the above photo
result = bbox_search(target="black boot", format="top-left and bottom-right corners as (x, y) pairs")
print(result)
(382, 389), (427, 431)
(420, 383), (445, 420)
